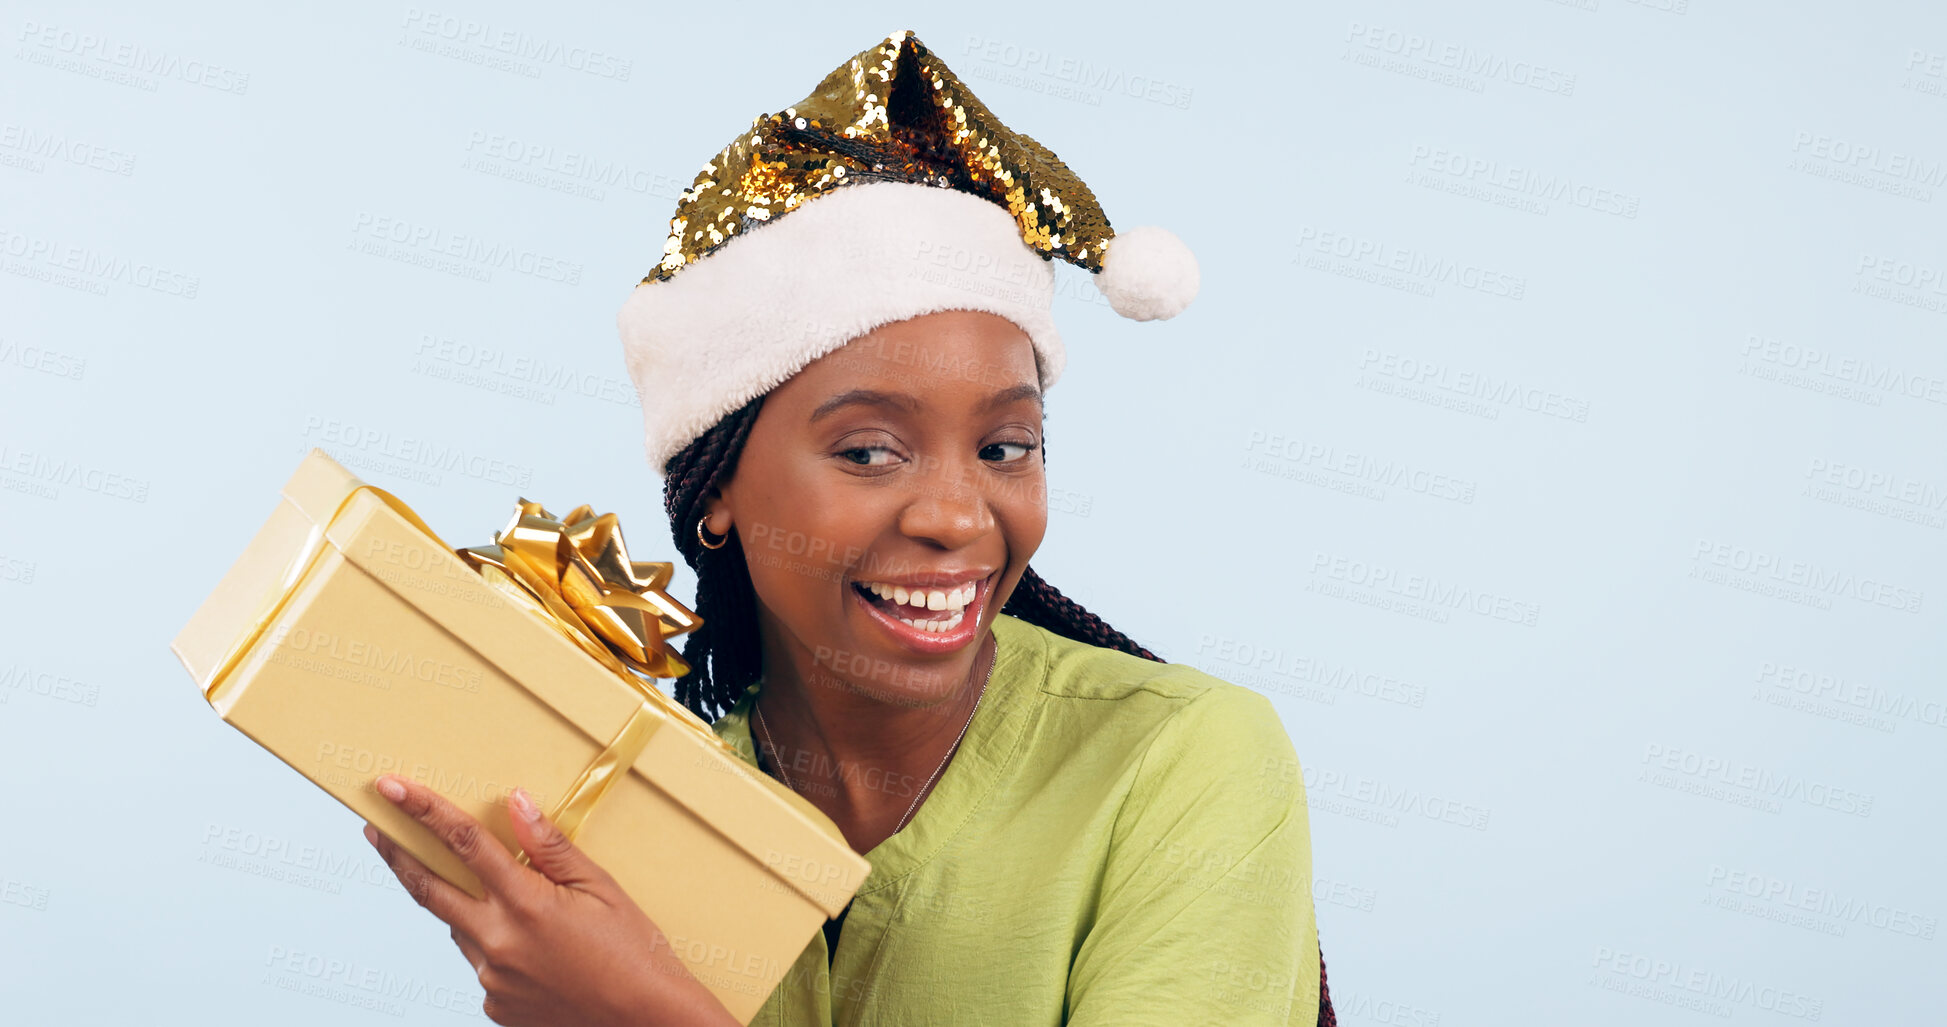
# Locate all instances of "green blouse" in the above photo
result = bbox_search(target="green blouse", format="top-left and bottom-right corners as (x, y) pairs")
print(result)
(711, 613), (1322, 1026)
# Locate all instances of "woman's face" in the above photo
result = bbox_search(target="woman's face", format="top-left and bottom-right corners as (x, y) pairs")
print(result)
(707, 309), (1048, 705)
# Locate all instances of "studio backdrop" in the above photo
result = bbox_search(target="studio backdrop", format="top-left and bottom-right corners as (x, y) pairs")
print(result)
(2, 1), (1939, 1024)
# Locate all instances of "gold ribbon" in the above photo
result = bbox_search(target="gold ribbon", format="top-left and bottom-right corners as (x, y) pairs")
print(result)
(204, 482), (444, 708)
(452, 499), (739, 856)
(208, 480), (730, 854)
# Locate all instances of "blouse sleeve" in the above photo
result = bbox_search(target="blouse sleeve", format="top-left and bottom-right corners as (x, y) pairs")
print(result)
(1064, 682), (1321, 1027)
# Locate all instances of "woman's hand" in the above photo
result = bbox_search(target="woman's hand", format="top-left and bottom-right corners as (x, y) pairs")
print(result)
(362, 774), (740, 1027)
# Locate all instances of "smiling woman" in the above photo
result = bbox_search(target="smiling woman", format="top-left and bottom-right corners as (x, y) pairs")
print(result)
(630, 29), (1333, 1027)
(365, 27), (1332, 1027)
(655, 310), (1334, 1027)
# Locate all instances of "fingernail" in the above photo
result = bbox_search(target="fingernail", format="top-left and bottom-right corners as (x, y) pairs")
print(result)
(376, 776), (406, 802)
(509, 787), (541, 823)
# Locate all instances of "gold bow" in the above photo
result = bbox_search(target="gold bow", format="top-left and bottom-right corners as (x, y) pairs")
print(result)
(455, 500), (732, 757)
(458, 500), (699, 680)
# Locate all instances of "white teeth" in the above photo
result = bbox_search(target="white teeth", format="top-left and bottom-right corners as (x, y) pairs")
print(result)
(861, 579), (980, 617)
(897, 610), (965, 633)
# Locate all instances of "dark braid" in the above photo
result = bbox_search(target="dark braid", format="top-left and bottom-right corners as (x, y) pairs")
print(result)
(662, 395), (767, 723)
(999, 565), (1160, 662)
(657, 397), (1337, 1027)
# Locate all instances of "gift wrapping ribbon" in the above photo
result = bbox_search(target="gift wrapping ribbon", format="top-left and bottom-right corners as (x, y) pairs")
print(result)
(204, 479), (727, 854)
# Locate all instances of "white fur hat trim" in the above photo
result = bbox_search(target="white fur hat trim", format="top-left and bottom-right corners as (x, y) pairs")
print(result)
(617, 180), (1063, 473)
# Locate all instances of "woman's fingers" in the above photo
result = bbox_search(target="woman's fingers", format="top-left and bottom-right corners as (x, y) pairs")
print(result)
(506, 786), (612, 893)
(374, 774), (527, 900)
(449, 924), (489, 979)
(365, 819), (483, 930)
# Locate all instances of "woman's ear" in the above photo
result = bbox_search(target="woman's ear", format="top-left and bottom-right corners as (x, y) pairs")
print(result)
(700, 488), (733, 538)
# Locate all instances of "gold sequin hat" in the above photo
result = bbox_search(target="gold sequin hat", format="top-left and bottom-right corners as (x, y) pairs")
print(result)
(618, 28), (1200, 472)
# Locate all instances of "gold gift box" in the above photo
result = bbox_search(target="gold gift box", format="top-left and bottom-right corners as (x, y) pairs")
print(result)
(171, 449), (868, 1024)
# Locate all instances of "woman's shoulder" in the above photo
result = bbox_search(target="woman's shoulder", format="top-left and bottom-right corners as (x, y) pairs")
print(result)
(996, 614), (1294, 760)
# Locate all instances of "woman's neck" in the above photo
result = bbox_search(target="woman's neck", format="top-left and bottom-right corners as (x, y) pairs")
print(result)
(750, 630), (995, 855)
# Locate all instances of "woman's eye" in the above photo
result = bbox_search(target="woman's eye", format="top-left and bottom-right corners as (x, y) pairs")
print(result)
(980, 441), (1037, 463)
(840, 446), (900, 466)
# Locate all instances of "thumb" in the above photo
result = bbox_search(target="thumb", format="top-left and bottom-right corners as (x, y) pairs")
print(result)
(507, 787), (610, 891)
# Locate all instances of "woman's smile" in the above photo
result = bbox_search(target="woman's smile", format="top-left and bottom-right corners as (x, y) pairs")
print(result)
(848, 569), (999, 653)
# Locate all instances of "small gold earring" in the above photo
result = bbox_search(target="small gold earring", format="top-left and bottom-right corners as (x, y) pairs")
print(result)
(696, 517), (729, 550)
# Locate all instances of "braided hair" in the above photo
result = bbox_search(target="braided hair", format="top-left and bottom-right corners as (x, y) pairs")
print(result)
(657, 393), (1337, 1027)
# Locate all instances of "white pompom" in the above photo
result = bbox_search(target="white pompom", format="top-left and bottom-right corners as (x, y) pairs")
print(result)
(1094, 225), (1199, 321)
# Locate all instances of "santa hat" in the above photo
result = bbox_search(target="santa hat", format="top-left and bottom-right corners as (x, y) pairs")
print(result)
(618, 29), (1199, 472)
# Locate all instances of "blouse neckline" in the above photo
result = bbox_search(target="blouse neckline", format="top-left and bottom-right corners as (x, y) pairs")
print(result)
(712, 613), (1047, 895)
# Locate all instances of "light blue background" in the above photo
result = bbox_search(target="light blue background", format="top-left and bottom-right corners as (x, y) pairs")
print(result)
(3, 1), (1940, 1023)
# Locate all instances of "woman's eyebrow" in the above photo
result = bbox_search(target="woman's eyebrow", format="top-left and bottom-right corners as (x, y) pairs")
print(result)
(981, 383), (1044, 411)
(809, 389), (921, 422)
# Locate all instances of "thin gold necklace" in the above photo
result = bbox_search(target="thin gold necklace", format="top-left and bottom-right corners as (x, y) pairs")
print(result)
(754, 638), (996, 835)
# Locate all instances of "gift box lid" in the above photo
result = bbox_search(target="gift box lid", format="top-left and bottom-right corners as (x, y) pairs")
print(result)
(173, 448), (867, 918)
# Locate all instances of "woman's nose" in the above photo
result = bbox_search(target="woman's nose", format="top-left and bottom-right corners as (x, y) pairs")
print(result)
(896, 469), (997, 550)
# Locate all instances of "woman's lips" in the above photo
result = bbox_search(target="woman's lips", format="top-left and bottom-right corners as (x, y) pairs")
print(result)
(848, 572), (992, 654)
